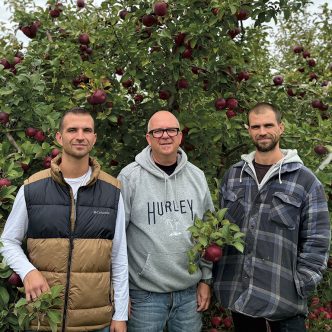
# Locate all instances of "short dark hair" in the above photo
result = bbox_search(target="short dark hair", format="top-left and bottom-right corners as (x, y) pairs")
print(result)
(248, 102), (282, 124)
(59, 107), (94, 132)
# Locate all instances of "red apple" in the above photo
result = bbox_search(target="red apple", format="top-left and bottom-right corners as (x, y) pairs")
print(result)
(0, 178), (11, 187)
(307, 59), (316, 67)
(0, 58), (11, 69)
(43, 156), (52, 169)
(309, 72), (318, 81)
(203, 243), (223, 262)
(77, 0), (85, 8)
(34, 130), (46, 142)
(12, 56), (22, 66)
(7, 272), (23, 287)
(211, 316), (223, 327)
(109, 159), (119, 166)
(142, 14), (157, 27)
(25, 127), (37, 137)
(159, 89), (171, 100)
(115, 67), (124, 75)
(80, 44), (88, 52)
(122, 79), (134, 88)
(174, 32), (186, 46)
(134, 94), (144, 103)
(293, 45), (303, 53)
(78, 33), (90, 45)
(87, 89), (107, 105)
(226, 110), (236, 118)
(20, 22), (39, 38)
(308, 312), (317, 320)
(237, 71), (250, 81)
(191, 66), (200, 74)
(297, 67), (305, 73)
(223, 317), (233, 329)
(235, 8), (249, 20)
(215, 98), (226, 110)
(314, 145), (328, 155)
(318, 103), (328, 111)
(327, 256), (332, 268)
(51, 148), (60, 158)
(49, 9), (61, 17)
(211, 8), (220, 15)
(153, 1), (168, 16)
(287, 88), (296, 97)
(119, 9), (129, 20)
(182, 127), (190, 135)
(311, 100), (322, 109)
(302, 50), (310, 58)
(273, 75), (283, 86)
(0, 112), (9, 124)
(21, 163), (29, 172)
(226, 98), (238, 109)
(228, 27), (241, 39)
(182, 48), (192, 59)
(177, 78), (189, 89)
(117, 115), (124, 126)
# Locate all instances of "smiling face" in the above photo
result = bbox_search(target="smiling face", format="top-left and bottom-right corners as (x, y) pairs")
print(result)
(56, 112), (96, 160)
(146, 111), (182, 165)
(248, 107), (284, 153)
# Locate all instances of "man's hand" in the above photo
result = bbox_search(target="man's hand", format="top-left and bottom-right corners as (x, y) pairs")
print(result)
(110, 320), (127, 332)
(23, 269), (50, 302)
(196, 282), (211, 312)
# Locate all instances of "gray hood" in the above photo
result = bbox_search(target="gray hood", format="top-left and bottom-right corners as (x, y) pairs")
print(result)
(240, 149), (304, 189)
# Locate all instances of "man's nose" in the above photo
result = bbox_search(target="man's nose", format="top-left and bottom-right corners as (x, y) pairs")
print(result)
(258, 127), (267, 135)
(76, 130), (85, 139)
(161, 130), (170, 138)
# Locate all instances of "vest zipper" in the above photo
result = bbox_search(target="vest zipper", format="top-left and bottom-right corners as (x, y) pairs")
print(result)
(61, 187), (79, 332)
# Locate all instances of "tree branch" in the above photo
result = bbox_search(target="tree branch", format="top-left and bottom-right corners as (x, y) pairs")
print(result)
(6, 132), (21, 153)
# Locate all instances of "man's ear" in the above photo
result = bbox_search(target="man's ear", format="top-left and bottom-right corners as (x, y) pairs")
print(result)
(279, 122), (285, 134)
(55, 131), (63, 146)
(146, 133), (152, 146)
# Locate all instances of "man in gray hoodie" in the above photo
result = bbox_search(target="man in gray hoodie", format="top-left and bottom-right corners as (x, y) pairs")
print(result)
(213, 102), (330, 332)
(118, 110), (214, 332)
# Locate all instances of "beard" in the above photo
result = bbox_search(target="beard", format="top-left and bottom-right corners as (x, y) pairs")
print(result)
(254, 136), (279, 152)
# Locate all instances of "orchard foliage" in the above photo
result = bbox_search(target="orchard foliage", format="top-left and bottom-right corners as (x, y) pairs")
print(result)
(0, 0), (331, 330)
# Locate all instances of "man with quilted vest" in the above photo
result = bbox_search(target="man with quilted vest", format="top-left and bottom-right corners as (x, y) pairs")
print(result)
(213, 102), (330, 332)
(0, 108), (128, 331)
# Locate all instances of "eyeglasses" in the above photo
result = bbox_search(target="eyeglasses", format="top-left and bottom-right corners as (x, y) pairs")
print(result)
(148, 127), (180, 138)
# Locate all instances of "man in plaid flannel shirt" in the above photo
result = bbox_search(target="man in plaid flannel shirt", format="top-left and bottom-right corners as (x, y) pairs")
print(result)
(213, 102), (330, 332)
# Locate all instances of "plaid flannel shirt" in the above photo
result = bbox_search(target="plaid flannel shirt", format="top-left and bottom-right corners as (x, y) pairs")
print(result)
(213, 157), (330, 320)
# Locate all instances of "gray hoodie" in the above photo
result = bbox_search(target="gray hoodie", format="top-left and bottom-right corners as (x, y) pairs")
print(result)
(118, 146), (214, 292)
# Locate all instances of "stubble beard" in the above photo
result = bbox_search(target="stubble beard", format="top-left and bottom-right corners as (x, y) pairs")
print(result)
(254, 137), (279, 152)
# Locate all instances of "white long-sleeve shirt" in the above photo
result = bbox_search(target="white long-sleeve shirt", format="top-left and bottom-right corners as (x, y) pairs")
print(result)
(0, 171), (128, 321)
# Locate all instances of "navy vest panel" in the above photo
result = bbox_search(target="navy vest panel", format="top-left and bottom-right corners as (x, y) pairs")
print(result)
(25, 177), (119, 240)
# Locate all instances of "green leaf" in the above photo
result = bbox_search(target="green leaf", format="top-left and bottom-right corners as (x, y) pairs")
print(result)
(50, 285), (63, 299)
(15, 298), (27, 308)
(229, 224), (241, 232)
(0, 286), (10, 306)
(216, 208), (228, 221)
(232, 242), (244, 253)
(47, 310), (61, 324)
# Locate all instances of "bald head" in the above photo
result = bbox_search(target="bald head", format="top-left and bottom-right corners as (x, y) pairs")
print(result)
(147, 111), (180, 132)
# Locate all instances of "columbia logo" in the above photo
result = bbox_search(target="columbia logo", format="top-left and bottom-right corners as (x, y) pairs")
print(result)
(93, 210), (110, 215)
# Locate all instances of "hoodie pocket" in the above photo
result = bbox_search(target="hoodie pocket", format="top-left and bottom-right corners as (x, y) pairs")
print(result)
(269, 192), (301, 230)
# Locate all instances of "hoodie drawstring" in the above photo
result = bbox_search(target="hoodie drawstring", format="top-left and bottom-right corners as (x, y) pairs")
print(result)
(240, 162), (247, 183)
